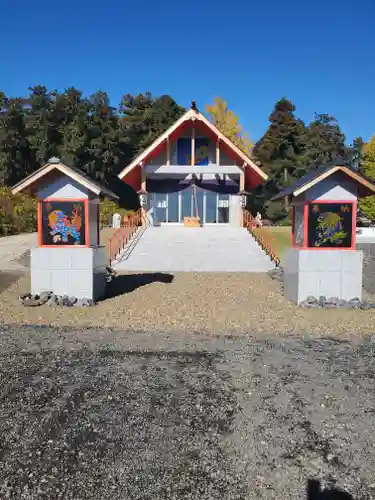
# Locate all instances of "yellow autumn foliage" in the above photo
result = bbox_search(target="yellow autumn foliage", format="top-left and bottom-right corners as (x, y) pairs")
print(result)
(206, 97), (253, 156)
(359, 135), (375, 221)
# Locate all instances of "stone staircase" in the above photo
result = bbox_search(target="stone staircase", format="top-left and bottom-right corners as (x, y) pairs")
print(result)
(113, 226), (275, 273)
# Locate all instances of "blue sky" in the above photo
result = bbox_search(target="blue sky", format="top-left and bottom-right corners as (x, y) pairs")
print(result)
(1, 0), (374, 143)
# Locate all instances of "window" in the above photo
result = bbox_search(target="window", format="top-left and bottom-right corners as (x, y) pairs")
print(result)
(218, 194), (229, 223)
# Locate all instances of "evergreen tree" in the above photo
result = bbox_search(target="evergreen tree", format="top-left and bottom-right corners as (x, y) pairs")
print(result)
(119, 92), (184, 161)
(352, 136), (365, 171)
(304, 113), (351, 167)
(53, 87), (88, 167)
(0, 94), (30, 185)
(24, 85), (58, 168)
(80, 91), (121, 181)
(252, 98), (307, 220)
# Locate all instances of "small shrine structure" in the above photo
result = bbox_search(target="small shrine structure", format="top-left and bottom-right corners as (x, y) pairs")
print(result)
(12, 158), (119, 301)
(273, 163), (375, 304)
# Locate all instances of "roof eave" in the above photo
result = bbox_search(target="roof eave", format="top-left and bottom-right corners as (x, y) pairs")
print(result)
(12, 162), (119, 201)
(118, 109), (268, 182)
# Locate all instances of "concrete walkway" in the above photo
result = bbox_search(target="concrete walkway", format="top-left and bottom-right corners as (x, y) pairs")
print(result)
(114, 226), (275, 273)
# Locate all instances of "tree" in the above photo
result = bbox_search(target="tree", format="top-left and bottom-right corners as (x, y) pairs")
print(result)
(304, 113), (351, 167)
(119, 93), (184, 162)
(24, 85), (58, 168)
(359, 135), (375, 221)
(0, 95), (30, 186)
(79, 91), (122, 182)
(53, 87), (88, 168)
(352, 136), (365, 171)
(205, 97), (253, 155)
(252, 98), (307, 220)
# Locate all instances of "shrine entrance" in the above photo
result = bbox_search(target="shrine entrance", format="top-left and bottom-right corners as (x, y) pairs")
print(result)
(151, 186), (230, 225)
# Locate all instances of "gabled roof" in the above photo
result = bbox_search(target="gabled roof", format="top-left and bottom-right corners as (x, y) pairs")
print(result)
(272, 164), (375, 200)
(12, 158), (119, 200)
(117, 107), (268, 182)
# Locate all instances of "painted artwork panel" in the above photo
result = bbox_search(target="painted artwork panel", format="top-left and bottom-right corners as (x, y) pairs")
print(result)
(41, 201), (86, 246)
(177, 138), (209, 165)
(177, 138), (191, 165)
(194, 138), (209, 165)
(307, 203), (353, 248)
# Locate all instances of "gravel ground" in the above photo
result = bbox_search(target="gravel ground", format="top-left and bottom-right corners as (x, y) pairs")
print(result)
(0, 326), (375, 499)
(0, 271), (23, 294)
(0, 272), (375, 338)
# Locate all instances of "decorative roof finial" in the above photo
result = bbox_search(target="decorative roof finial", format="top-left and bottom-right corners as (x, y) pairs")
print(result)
(48, 157), (61, 164)
(190, 100), (198, 112)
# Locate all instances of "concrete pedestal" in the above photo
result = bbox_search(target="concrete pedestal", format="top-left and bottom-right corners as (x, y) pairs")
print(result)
(31, 247), (108, 301)
(284, 248), (363, 304)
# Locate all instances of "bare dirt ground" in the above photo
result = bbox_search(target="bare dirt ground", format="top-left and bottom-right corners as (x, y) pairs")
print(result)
(0, 233), (375, 499)
(1, 326), (374, 500)
(0, 231), (374, 338)
(1, 271), (375, 338)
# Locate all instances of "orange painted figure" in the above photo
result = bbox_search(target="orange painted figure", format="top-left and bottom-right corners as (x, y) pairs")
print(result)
(48, 204), (82, 244)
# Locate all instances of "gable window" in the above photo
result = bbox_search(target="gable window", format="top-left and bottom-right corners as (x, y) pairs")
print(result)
(177, 138), (209, 166)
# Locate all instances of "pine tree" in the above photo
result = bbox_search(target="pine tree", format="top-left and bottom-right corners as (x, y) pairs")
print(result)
(252, 98), (307, 220)
(119, 92), (185, 162)
(352, 136), (365, 171)
(0, 94), (30, 185)
(304, 113), (351, 167)
(53, 87), (88, 167)
(24, 86), (58, 168)
(80, 91), (122, 181)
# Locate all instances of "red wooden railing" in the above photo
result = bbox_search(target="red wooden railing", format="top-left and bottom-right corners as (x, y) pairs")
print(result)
(108, 209), (144, 265)
(242, 209), (280, 266)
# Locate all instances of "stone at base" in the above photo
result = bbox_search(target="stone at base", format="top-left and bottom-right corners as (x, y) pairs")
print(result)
(30, 247), (108, 301)
(284, 248), (363, 305)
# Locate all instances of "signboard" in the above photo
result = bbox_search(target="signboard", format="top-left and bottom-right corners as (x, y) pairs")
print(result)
(41, 200), (86, 246)
(307, 203), (353, 248)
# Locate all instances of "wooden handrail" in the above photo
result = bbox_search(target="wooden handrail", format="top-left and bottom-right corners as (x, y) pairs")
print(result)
(242, 209), (280, 266)
(108, 209), (144, 265)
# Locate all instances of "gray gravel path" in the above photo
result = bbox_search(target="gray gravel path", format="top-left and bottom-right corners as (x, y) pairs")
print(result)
(0, 326), (374, 499)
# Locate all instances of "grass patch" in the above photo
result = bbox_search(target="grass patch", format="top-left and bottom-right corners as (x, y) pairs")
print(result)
(260, 226), (291, 262)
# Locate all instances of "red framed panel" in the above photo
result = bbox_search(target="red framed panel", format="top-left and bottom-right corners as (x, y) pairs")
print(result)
(291, 205), (295, 247)
(303, 202), (309, 248)
(97, 202), (100, 246)
(37, 197), (90, 248)
(302, 199), (356, 250)
(291, 204), (306, 248)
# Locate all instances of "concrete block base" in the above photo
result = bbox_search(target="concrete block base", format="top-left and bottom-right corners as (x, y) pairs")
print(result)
(284, 248), (363, 304)
(30, 247), (108, 301)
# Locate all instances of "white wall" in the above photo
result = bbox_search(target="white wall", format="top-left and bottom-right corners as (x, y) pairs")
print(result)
(229, 195), (241, 227)
(37, 176), (88, 199)
(304, 174), (357, 201)
(356, 227), (375, 242)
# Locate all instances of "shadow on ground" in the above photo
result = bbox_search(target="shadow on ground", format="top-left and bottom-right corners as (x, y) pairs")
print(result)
(105, 272), (174, 298)
(307, 479), (354, 500)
